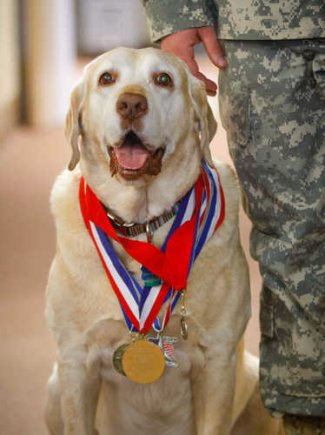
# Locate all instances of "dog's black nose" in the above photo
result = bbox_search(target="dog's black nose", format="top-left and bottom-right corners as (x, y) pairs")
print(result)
(116, 93), (148, 120)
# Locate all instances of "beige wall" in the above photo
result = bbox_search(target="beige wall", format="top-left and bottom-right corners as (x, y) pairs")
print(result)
(0, 0), (76, 132)
(0, 0), (20, 138)
(24, 0), (76, 127)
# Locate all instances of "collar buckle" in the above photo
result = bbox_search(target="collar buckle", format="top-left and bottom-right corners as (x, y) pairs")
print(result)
(106, 204), (179, 241)
(146, 222), (153, 243)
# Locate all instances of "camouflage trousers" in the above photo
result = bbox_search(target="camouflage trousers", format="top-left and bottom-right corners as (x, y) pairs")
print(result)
(218, 39), (325, 418)
(284, 415), (325, 435)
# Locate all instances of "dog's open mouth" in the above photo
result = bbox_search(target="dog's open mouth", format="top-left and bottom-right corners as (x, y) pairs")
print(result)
(114, 131), (151, 170)
(108, 131), (165, 180)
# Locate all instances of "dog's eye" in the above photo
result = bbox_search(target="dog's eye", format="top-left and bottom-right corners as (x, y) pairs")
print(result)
(98, 71), (116, 86)
(154, 72), (173, 88)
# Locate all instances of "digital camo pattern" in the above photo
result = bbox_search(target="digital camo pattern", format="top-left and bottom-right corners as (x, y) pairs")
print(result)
(218, 39), (325, 418)
(283, 414), (325, 435)
(141, 0), (325, 41)
(217, 0), (325, 40)
(141, 0), (215, 42)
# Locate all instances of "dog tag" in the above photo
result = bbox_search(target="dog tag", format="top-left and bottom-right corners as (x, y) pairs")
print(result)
(122, 338), (165, 384)
(112, 343), (129, 376)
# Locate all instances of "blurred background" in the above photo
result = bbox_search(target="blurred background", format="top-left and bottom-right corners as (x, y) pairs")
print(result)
(0, 1), (261, 434)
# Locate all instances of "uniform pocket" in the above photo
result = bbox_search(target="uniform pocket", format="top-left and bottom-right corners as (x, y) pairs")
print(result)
(218, 71), (252, 150)
(313, 52), (325, 99)
(260, 285), (274, 338)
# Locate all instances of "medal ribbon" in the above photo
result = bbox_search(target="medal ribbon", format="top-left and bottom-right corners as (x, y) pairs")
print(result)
(79, 160), (225, 334)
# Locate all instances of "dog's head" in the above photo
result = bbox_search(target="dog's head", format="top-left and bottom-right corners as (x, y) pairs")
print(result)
(66, 47), (216, 184)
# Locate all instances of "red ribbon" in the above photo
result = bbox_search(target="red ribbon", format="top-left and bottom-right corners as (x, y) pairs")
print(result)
(79, 176), (205, 291)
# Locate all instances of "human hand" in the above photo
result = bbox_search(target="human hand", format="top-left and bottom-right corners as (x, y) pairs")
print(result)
(161, 26), (226, 96)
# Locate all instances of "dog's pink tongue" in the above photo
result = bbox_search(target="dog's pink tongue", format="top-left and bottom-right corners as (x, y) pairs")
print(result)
(115, 144), (149, 170)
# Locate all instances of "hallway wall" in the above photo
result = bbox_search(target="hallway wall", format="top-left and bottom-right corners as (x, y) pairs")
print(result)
(0, 0), (20, 138)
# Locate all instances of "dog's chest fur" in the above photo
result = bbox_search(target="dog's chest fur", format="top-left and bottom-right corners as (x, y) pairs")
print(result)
(97, 366), (197, 434)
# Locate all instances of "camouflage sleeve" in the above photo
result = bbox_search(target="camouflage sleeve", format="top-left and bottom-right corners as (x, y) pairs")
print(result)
(141, 0), (216, 42)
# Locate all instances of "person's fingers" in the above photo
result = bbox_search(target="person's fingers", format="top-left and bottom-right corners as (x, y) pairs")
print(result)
(160, 28), (218, 95)
(161, 29), (199, 60)
(195, 72), (217, 96)
(185, 58), (217, 95)
(198, 27), (227, 69)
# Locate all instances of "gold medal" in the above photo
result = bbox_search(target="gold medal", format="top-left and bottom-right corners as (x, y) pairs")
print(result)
(122, 338), (165, 384)
(112, 343), (129, 376)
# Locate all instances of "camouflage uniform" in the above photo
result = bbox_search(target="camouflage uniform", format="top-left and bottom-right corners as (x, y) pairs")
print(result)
(142, 0), (325, 41)
(142, 0), (325, 421)
(219, 39), (325, 420)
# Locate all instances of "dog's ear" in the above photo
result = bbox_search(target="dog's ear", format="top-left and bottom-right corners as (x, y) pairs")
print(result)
(65, 81), (84, 171)
(188, 75), (217, 166)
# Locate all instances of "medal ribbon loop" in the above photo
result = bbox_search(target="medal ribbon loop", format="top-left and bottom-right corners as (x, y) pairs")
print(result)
(79, 160), (225, 334)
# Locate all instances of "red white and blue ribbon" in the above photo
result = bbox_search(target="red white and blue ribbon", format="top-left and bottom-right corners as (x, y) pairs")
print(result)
(79, 160), (225, 334)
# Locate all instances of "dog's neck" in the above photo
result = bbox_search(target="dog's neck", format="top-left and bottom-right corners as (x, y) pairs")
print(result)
(80, 137), (202, 225)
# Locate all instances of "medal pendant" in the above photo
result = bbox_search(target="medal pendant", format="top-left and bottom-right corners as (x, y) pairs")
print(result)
(180, 317), (189, 340)
(112, 343), (129, 376)
(148, 335), (178, 368)
(161, 336), (178, 368)
(180, 290), (189, 340)
(122, 338), (165, 384)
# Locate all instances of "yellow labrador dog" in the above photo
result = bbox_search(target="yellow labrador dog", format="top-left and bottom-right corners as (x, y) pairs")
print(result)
(45, 47), (282, 435)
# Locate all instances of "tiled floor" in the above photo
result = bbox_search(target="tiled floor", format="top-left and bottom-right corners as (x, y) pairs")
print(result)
(0, 57), (262, 435)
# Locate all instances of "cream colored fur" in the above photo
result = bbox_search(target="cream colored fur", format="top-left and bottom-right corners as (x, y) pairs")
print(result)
(45, 47), (282, 435)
